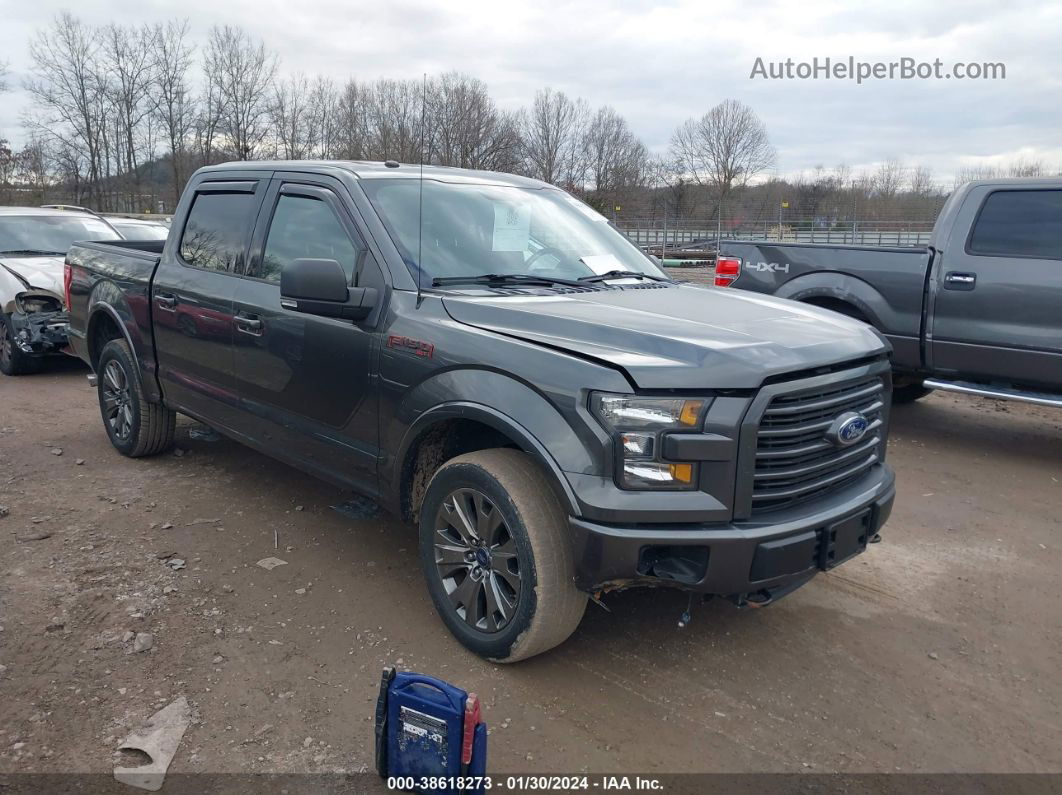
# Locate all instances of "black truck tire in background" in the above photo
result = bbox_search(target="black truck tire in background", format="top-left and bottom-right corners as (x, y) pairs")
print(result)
(419, 448), (587, 663)
(891, 381), (932, 404)
(0, 314), (42, 376)
(96, 339), (176, 457)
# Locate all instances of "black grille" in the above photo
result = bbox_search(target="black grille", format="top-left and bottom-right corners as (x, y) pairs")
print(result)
(752, 376), (885, 514)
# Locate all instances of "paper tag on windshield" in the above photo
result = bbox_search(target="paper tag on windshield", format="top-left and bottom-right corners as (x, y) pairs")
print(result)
(580, 254), (625, 275)
(492, 203), (531, 251)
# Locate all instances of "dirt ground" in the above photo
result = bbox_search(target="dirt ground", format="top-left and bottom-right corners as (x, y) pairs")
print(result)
(1, 359), (1060, 779)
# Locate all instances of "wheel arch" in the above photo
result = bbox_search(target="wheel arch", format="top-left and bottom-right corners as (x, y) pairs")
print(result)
(85, 298), (160, 402)
(394, 403), (580, 524)
(775, 272), (891, 331)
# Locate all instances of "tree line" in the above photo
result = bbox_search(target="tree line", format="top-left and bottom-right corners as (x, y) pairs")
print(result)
(1, 13), (1059, 227)
(1, 14), (650, 214)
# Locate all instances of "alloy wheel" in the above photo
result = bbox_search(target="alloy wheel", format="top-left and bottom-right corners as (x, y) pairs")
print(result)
(102, 359), (134, 440)
(433, 487), (522, 633)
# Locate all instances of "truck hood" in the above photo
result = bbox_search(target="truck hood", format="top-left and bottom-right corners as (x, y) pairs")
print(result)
(0, 255), (66, 297)
(442, 284), (888, 389)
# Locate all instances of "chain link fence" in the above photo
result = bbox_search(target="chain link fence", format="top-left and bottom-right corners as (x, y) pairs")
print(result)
(619, 218), (934, 249)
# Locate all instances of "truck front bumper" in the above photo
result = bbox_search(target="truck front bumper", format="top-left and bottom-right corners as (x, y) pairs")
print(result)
(569, 465), (895, 599)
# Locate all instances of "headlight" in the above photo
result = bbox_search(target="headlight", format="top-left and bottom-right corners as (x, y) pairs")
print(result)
(590, 394), (710, 490)
(16, 294), (62, 314)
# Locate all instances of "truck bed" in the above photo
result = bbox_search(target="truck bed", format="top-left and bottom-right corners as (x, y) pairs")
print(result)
(719, 239), (932, 370)
(65, 238), (166, 399)
(73, 238), (165, 260)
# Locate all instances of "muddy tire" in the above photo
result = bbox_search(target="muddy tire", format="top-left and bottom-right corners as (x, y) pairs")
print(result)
(419, 448), (586, 662)
(0, 314), (42, 376)
(97, 339), (176, 457)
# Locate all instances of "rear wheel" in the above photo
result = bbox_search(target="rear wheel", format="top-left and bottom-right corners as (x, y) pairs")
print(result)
(419, 448), (586, 662)
(0, 314), (41, 376)
(96, 339), (176, 457)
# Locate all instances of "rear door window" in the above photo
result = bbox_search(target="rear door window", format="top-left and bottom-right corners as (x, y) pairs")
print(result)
(968, 190), (1062, 260)
(179, 191), (257, 272)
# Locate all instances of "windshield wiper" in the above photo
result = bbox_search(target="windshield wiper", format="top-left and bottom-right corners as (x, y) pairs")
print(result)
(431, 273), (587, 288)
(0, 249), (66, 256)
(578, 270), (668, 283)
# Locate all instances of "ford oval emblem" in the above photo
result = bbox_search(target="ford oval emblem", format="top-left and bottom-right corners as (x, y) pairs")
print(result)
(826, 411), (870, 447)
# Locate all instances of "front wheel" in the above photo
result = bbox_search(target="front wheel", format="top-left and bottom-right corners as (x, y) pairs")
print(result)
(419, 449), (586, 662)
(0, 314), (41, 376)
(96, 339), (176, 457)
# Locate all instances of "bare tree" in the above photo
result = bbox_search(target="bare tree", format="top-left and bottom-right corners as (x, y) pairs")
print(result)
(334, 79), (370, 160)
(873, 159), (904, 200)
(428, 72), (521, 171)
(906, 165), (934, 196)
(306, 76), (340, 158)
(15, 138), (59, 204)
(1008, 157), (1046, 178)
(519, 87), (587, 186)
(271, 72), (312, 159)
(25, 12), (108, 205)
(153, 19), (196, 204)
(582, 105), (648, 207)
(669, 99), (775, 235)
(195, 61), (225, 163)
(366, 78), (425, 163)
(0, 60), (9, 194)
(204, 25), (278, 160)
(101, 23), (158, 209)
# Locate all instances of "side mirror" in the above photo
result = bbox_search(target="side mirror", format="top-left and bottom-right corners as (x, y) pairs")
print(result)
(280, 258), (376, 320)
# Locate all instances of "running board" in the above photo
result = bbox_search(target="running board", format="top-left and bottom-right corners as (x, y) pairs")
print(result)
(923, 379), (1062, 408)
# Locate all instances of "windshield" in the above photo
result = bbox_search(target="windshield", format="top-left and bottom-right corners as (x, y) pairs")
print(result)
(112, 221), (169, 241)
(361, 179), (666, 285)
(0, 215), (120, 255)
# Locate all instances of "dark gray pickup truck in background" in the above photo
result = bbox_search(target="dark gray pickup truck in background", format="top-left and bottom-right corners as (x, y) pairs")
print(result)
(718, 178), (1062, 405)
(65, 160), (895, 661)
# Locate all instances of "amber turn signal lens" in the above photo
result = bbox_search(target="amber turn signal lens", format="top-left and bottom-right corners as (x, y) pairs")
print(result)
(669, 463), (694, 483)
(679, 400), (704, 427)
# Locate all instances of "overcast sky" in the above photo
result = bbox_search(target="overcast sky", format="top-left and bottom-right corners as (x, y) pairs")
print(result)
(2, 0), (1059, 182)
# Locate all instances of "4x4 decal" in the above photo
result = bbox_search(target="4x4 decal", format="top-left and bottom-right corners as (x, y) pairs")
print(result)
(745, 261), (791, 274)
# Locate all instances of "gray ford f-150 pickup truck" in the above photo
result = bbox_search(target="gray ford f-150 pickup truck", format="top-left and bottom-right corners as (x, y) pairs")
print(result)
(66, 161), (895, 661)
(718, 178), (1062, 405)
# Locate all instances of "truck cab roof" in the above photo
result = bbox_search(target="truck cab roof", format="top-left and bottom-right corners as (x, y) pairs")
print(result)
(204, 160), (551, 189)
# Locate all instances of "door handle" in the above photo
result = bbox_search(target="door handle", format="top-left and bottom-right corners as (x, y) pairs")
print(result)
(943, 272), (976, 290)
(235, 315), (263, 334)
(155, 293), (177, 309)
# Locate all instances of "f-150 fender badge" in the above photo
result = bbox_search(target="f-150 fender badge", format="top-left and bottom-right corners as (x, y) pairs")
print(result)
(745, 261), (791, 274)
(387, 335), (435, 358)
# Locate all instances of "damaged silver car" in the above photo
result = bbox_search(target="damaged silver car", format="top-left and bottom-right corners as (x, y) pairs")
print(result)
(0, 207), (121, 375)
